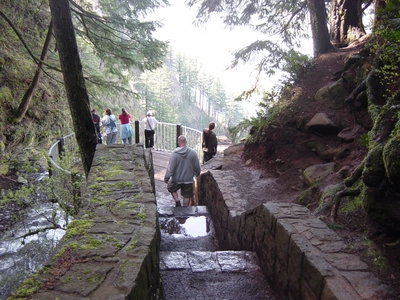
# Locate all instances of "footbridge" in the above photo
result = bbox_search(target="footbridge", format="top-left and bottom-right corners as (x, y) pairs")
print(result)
(11, 124), (394, 299)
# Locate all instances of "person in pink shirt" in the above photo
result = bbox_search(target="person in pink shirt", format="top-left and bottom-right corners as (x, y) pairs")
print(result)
(118, 108), (134, 144)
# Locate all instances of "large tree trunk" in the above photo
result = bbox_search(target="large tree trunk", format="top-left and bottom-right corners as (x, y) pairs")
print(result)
(15, 20), (54, 123)
(330, 0), (364, 47)
(306, 0), (334, 56)
(49, 0), (97, 177)
(373, 0), (386, 26)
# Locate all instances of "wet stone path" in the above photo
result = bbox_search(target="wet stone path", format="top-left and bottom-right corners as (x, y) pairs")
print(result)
(153, 151), (276, 300)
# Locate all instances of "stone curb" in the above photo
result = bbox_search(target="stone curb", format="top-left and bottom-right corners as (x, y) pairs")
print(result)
(197, 170), (394, 300)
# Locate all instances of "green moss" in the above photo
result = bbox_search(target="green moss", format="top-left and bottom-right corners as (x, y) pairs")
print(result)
(63, 276), (72, 283)
(55, 242), (79, 258)
(102, 234), (123, 248)
(89, 181), (132, 191)
(104, 169), (125, 179)
(382, 133), (400, 185)
(64, 220), (93, 240)
(363, 239), (387, 271)
(7, 276), (41, 299)
(81, 238), (101, 250)
(88, 275), (99, 284)
(136, 211), (146, 223)
(125, 239), (138, 252)
(340, 196), (363, 213)
(89, 197), (112, 205)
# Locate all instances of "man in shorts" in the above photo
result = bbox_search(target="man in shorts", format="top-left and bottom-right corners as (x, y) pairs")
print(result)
(164, 135), (201, 207)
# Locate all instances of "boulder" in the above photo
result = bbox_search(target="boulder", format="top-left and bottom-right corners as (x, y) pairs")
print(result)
(337, 125), (365, 142)
(306, 113), (341, 136)
(303, 162), (336, 186)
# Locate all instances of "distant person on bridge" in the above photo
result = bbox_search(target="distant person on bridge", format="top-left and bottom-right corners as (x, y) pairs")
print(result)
(102, 108), (118, 145)
(119, 108), (133, 144)
(202, 122), (218, 163)
(91, 108), (102, 144)
(164, 135), (201, 207)
(141, 111), (158, 148)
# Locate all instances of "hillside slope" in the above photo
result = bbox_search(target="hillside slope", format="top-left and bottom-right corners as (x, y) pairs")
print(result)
(234, 37), (400, 295)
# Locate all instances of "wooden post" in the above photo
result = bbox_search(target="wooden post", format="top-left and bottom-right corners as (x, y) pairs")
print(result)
(135, 120), (140, 144)
(57, 137), (65, 157)
(176, 124), (181, 148)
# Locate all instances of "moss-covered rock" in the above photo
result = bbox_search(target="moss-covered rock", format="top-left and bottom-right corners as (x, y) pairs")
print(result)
(297, 185), (321, 208)
(362, 185), (400, 233)
(362, 145), (385, 187)
(383, 133), (400, 188)
(315, 78), (349, 107)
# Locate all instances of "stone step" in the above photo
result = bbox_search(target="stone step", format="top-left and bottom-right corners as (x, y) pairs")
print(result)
(160, 251), (275, 300)
(158, 205), (275, 299)
(157, 205), (210, 217)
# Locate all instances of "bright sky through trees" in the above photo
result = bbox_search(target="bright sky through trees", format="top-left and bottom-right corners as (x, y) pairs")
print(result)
(151, 0), (268, 95)
(150, 0), (314, 118)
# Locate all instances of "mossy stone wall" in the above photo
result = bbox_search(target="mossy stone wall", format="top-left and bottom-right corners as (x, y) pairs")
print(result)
(10, 144), (161, 300)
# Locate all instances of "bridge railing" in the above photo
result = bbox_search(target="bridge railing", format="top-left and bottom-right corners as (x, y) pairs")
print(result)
(48, 132), (80, 177)
(150, 122), (203, 159)
(48, 122), (203, 176)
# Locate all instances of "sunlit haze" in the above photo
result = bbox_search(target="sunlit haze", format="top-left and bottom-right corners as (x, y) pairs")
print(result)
(150, 0), (313, 116)
(151, 0), (267, 96)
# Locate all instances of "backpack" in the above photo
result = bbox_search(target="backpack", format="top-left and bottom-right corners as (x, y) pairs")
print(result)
(108, 116), (116, 129)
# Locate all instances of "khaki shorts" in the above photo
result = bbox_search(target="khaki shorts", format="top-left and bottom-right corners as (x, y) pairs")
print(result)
(167, 182), (193, 198)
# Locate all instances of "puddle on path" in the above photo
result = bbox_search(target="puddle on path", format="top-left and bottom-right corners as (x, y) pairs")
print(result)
(159, 216), (211, 237)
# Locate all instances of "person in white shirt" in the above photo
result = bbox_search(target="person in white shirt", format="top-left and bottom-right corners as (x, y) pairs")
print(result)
(102, 108), (118, 145)
(141, 111), (158, 148)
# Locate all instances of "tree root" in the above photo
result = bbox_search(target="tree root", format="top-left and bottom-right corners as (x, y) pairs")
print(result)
(330, 188), (361, 222)
(0, 174), (18, 183)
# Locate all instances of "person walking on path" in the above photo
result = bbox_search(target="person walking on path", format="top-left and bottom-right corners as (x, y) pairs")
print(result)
(141, 111), (158, 148)
(102, 108), (118, 145)
(202, 122), (218, 163)
(91, 108), (102, 144)
(118, 108), (134, 144)
(164, 135), (201, 207)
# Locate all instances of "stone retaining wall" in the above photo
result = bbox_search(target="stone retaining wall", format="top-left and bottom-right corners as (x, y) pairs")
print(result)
(198, 170), (393, 300)
(10, 144), (161, 300)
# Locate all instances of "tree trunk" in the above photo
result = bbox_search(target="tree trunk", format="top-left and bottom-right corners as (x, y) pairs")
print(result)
(373, 0), (386, 26)
(330, 0), (364, 47)
(49, 0), (97, 177)
(15, 20), (54, 123)
(307, 0), (334, 56)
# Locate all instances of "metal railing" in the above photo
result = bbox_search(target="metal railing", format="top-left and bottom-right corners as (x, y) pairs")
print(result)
(48, 121), (203, 176)
(48, 132), (80, 176)
(151, 122), (203, 159)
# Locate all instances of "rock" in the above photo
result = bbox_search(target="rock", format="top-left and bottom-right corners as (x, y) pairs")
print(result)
(337, 125), (365, 142)
(315, 78), (349, 107)
(303, 162), (336, 186)
(337, 166), (350, 178)
(217, 135), (231, 145)
(222, 143), (244, 169)
(17, 176), (28, 185)
(306, 113), (341, 136)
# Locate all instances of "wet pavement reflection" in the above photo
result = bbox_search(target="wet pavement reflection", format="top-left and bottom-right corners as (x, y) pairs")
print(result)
(159, 216), (211, 237)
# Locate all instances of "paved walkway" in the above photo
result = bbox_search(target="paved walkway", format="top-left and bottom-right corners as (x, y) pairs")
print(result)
(152, 151), (276, 300)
